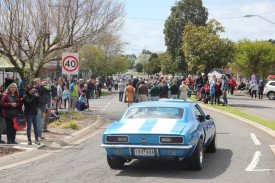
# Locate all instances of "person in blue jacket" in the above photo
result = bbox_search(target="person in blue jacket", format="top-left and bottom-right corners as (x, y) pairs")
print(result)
(210, 79), (216, 106)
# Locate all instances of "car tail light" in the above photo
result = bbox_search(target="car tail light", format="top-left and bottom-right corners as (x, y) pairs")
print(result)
(106, 136), (128, 143)
(265, 85), (267, 88)
(160, 137), (183, 144)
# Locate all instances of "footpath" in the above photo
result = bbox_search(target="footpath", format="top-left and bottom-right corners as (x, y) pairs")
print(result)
(0, 108), (108, 170)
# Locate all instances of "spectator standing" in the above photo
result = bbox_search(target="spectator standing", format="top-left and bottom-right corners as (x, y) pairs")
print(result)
(214, 79), (222, 105)
(118, 79), (125, 102)
(0, 92), (4, 143)
(51, 80), (57, 99)
(22, 86), (40, 145)
(159, 80), (168, 98)
(82, 84), (90, 100)
(221, 75), (229, 106)
(150, 82), (160, 101)
(195, 74), (203, 100)
(57, 82), (63, 109)
(209, 75), (216, 86)
(210, 79), (216, 106)
(258, 80), (264, 99)
(185, 75), (194, 98)
(63, 85), (69, 108)
(170, 79), (179, 99)
(248, 79), (252, 96)
(203, 81), (210, 103)
(0, 83), (23, 144)
(33, 78), (47, 140)
(125, 82), (135, 107)
(95, 79), (102, 98)
(179, 81), (190, 101)
(89, 79), (95, 99)
(137, 81), (148, 102)
(71, 79), (79, 110)
(251, 81), (259, 98)
(229, 78), (237, 95)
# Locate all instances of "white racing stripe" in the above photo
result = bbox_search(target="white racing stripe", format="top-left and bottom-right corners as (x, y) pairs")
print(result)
(246, 151), (261, 171)
(250, 133), (261, 145)
(151, 119), (177, 133)
(118, 119), (146, 133)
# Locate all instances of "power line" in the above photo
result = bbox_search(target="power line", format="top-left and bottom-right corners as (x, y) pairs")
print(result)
(126, 11), (275, 21)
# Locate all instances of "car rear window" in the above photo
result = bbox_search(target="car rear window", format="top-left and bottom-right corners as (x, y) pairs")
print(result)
(124, 107), (184, 119)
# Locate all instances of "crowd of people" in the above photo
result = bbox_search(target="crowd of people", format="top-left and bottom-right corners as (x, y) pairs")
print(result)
(0, 73), (269, 145)
(0, 75), (117, 145)
(122, 74), (231, 107)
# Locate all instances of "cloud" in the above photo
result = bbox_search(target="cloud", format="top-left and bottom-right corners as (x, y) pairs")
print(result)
(120, 18), (166, 56)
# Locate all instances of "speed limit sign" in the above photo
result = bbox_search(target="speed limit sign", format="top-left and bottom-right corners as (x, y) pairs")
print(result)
(62, 53), (79, 75)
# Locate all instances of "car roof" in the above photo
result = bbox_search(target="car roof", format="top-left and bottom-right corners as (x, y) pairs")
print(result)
(129, 100), (196, 109)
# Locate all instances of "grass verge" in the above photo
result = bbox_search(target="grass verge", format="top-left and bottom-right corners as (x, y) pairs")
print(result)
(188, 94), (275, 131)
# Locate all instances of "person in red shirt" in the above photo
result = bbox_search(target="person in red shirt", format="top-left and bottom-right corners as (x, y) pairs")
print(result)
(229, 78), (237, 95)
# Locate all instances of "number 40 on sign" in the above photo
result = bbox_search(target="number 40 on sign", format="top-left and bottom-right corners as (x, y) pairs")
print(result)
(62, 53), (79, 75)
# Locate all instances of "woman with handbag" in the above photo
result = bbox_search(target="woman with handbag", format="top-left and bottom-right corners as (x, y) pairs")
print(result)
(0, 83), (23, 144)
(22, 86), (40, 145)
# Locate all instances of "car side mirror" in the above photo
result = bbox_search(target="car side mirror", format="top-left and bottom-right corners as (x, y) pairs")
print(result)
(198, 115), (205, 122)
(206, 115), (211, 120)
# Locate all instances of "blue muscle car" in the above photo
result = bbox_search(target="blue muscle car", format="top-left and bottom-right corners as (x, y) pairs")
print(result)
(101, 100), (216, 170)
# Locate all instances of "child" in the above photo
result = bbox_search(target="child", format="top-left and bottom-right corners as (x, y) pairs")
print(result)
(63, 85), (69, 109)
(41, 81), (51, 117)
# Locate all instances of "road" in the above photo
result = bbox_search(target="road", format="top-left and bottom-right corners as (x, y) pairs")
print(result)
(0, 91), (274, 183)
(227, 94), (275, 122)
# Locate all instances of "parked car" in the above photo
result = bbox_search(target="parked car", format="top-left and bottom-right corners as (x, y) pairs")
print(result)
(101, 100), (216, 170)
(263, 81), (275, 100)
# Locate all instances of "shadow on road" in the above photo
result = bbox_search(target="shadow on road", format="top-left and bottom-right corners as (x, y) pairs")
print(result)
(116, 148), (233, 179)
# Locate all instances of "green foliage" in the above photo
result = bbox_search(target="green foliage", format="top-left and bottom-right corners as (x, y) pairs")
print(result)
(146, 53), (161, 74)
(60, 121), (79, 130)
(234, 39), (275, 78)
(135, 63), (143, 72)
(49, 120), (61, 127)
(164, 0), (208, 74)
(101, 89), (111, 95)
(79, 32), (129, 77)
(183, 19), (235, 75)
(135, 53), (150, 65)
(126, 54), (137, 69)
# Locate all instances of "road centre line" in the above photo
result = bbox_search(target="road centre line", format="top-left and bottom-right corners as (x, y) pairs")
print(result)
(250, 133), (261, 145)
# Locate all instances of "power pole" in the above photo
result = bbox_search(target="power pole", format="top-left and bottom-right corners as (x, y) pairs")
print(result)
(144, 46), (146, 76)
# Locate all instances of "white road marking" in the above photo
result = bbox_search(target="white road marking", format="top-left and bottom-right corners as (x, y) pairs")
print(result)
(250, 133), (261, 145)
(246, 151), (261, 171)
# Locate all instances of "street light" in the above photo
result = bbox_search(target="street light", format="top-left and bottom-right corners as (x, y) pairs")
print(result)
(244, 14), (275, 24)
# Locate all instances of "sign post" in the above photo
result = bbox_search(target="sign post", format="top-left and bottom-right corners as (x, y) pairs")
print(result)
(62, 53), (79, 122)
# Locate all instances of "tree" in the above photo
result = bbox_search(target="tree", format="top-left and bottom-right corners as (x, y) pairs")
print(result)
(164, 0), (208, 74)
(234, 39), (275, 79)
(0, 0), (125, 88)
(126, 54), (137, 69)
(183, 19), (235, 76)
(146, 53), (161, 74)
(135, 63), (143, 73)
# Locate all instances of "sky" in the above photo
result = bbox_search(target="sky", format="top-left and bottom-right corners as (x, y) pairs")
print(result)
(119, 0), (275, 56)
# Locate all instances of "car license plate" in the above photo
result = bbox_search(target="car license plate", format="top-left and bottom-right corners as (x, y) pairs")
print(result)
(135, 149), (154, 156)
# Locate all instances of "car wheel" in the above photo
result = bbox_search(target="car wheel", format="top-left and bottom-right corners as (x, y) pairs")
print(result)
(206, 133), (217, 153)
(267, 92), (275, 100)
(107, 155), (125, 169)
(187, 138), (203, 170)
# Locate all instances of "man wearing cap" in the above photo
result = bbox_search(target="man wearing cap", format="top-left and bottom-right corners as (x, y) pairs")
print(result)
(71, 79), (79, 110)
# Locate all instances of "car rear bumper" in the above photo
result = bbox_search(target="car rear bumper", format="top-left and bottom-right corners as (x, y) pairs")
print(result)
(101, 144), (192, 149)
